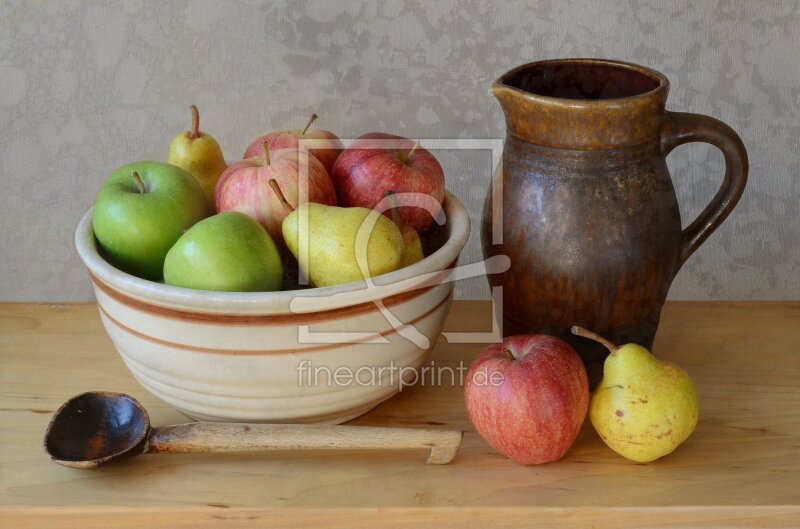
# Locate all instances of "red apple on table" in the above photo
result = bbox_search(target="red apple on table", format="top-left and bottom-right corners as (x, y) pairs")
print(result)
(215, 144), (336, 247)
(243, 114), (344, 173)
(464, 334), (589, 465)
(330, 133), (445, 233)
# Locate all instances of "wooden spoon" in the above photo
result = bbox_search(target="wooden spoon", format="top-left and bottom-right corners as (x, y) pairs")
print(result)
(44, 392), (462, 468)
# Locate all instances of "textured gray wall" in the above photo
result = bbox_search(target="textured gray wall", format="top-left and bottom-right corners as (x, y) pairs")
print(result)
(1, 0), (798, 301)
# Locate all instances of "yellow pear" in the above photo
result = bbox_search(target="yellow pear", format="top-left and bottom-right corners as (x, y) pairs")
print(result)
(272, 180), (404, 287)
(399, 225), (424, 268)
(168, 105), (227, 209)
(385, 191), (424, 268)
(571, 326), (699, 463)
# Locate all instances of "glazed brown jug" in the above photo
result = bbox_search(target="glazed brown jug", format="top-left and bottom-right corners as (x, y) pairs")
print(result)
(481, 59), (747, 382)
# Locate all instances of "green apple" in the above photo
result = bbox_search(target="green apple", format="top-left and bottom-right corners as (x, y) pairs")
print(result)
(92, 161), (208, 280)
(163, 212), (283, 292)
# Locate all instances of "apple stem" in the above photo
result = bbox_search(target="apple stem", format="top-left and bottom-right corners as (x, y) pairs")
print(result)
(405, 142), (420, 163)
(131, 171), (146, 194)
(301, 113), (318, 135)
(268, 179), (294, 214)
(188, 105), (200, 139)
(503, 348), (517, 361)
(570, 326), (618, 354)
(262, 141), (271, 165)
(384, 190), (403, 227)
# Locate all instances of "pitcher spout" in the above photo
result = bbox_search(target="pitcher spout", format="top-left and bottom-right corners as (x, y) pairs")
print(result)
(492, 59), (669, 150)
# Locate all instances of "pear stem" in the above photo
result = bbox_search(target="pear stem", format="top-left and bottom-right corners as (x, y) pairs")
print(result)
(405, 142), (420, 163)
(268, 179), (294, 214)
(262, 141), (271, 165)
(571, 326), (618, 354)
(188, 105), (200, 139)
(131, 171), (146, 194)
(301, 113), (318, 135)
(384, 190), (403, 228)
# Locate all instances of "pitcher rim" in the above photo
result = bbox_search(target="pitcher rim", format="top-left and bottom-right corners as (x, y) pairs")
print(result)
(492, 58), (669, 106)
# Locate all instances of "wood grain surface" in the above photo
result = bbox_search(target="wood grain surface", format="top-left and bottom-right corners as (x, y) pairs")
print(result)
(1, 301), (799, 528)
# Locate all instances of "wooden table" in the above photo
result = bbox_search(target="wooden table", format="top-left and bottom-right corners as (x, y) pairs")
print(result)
(1, 301), (799, 528)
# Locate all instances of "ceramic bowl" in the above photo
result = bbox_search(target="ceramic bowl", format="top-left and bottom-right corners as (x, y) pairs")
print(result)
(74, 192), (470, 423)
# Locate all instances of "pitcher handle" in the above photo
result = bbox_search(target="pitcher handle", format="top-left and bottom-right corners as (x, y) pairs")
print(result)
(660, 112), (748, 264)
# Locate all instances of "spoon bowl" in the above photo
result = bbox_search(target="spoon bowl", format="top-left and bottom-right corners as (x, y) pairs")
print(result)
(44, 392), (150, 468)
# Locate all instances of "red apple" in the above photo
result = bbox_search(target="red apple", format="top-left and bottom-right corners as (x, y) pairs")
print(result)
(464, 334), (589, 465)
(330, 133), (445, 232)
(215, 145), (336, 247)
(243, 114), (344, 173)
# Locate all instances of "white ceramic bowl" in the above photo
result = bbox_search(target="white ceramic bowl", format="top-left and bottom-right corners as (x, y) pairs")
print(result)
(75, 192), (470, 423)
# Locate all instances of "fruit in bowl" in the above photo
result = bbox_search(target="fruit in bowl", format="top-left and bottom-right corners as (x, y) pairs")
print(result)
(164, 211), (283, 292)
(271, 180), (405, 288)
(92, 161), (208, 281)
(168, 104), (228, 210)
(75, 191), (469, 423)
(215, 145), (337, 247)
(385, 191), (424, 268)
(78, 108), (466, 423)
(243, 113), (344, 173)
(331, 133), (445, 233)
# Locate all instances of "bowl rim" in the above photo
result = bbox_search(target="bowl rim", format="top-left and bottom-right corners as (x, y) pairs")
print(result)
(75, 191), (471, 314)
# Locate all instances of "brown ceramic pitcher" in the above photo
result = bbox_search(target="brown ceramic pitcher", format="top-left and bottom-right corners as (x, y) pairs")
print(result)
(481, 59), (747, 382)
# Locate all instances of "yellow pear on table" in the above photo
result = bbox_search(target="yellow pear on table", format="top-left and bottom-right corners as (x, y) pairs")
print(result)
(271, 180), (404, 288)
(385, 191), (424, 268)
(571, 326), (699, 463)
(168, 105), (227, 209)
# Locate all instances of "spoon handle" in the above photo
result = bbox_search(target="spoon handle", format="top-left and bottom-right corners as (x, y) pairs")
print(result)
(146, 422), (463, 464)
